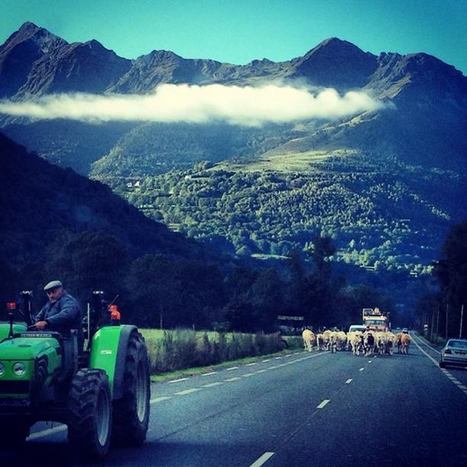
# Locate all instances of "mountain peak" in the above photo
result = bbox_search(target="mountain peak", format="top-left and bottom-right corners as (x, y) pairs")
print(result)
(304, 37), (373, 60)
(2, 21), (67, 53)
(17, 21), (42, 33)
(293, 38), (378, 89)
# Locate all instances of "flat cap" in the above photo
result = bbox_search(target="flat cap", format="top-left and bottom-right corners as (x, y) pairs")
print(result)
(44, 280), (63, 291)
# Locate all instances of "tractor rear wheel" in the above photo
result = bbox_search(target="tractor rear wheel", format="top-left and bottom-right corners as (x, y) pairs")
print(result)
(112, 330), (150, 446)
(67, 369), (112, 459)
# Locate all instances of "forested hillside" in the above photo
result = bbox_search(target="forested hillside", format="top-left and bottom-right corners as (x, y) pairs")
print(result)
(1, 132), (405, 330)
(98, 152), (466, 273)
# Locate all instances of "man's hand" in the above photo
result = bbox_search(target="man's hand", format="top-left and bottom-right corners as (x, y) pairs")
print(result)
(34, 320), (48, 330)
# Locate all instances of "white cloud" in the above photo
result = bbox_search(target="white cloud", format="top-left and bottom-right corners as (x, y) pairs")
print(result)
(0, 84), (383, 125)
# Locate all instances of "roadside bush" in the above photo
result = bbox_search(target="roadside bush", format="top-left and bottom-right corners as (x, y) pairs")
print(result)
(144, 328), (287, 373)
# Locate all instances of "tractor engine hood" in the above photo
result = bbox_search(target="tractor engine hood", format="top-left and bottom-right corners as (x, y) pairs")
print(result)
(0, 335), (61, 360)
(0, 322), (28, 341)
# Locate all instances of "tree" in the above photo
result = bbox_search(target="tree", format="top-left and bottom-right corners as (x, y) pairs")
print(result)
(307, 235), (336, 278)
(248, 268), (285, 331)
(434, 220), (467, 337)
(43, 231), (129, 304)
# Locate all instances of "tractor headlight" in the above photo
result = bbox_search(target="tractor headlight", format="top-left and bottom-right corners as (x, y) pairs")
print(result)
(13, 362), (26, 376)
(0, 362), (4, 376)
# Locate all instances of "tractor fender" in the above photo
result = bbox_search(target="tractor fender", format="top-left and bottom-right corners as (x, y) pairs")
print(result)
(89, 325), (136, 399)
(113, 325), (138, 400)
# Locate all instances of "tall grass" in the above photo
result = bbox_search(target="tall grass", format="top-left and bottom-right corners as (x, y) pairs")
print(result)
(142, 329), (290, 373)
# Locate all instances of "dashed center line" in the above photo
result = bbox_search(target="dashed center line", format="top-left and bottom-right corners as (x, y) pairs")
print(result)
(175, 388), (201, 396)
(27, 424), (67, 441)
(225, 377), (241, 382)
(201, 371), (217, 377)
(246, 362), (257, 366)
(227, 366), (239, 371)
(317, 399), (330, 409)
(203, 382), (224, 388)
(345, 378), (353, 384)
(359, 368), (365, 372)
(250, 452), (275, 467)
(150, 396), (172, 404)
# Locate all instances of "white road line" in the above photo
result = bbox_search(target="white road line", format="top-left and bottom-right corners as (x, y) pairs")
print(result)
(250, 452), (275, 467)
(368, 360), (372, 363)
(201, 371), (217, 376)
(284, 354), (293, 358)
(413, 334), (441, 354)
(203, 382), (224, 388)
(225, 377), (241, 382)
(150, 396), (172, 404)
(359, 368), (365, 372)
(317, 399), (330, 409)
(242, 373), (255, 377)
(345, 378), (353, 384)
(227, 366), (239, 371)
(267, 365), (279, 370)
(27, 424), (67, 440)
(274, 356), (282, 360)
(262, 359), (271, 362)
(256, 369), (267, 374)
(246, 362), (257, 366)
(169, 377), (188, 383)
(175, 388), (201, 396)
(412, 333), (467, 397)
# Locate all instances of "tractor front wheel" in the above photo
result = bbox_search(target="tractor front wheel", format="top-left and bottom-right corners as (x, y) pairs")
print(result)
(67, 369), (112, 459)
(112, 330), (150, 446)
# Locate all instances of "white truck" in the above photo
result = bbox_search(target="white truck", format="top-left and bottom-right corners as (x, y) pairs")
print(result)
(362, 307), (389, 332)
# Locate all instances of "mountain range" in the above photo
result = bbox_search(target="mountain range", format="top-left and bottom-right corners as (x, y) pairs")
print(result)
(0, 22), (466, 274)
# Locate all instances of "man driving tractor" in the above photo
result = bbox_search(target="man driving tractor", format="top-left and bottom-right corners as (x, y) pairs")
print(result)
(33, 280), (82, 335)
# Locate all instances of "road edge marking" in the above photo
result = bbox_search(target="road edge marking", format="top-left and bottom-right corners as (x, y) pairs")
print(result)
(412, 333), (467, 397)
(250, 452), (275, 467)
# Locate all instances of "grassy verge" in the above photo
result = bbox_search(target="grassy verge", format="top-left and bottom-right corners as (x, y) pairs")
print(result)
(140, 328), (303, 381)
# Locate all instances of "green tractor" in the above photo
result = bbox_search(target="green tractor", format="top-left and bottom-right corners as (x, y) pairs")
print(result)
(0, 291), (150, 459)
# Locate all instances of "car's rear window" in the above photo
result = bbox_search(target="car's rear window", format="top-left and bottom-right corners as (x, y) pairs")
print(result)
(449, 340), (467, 349)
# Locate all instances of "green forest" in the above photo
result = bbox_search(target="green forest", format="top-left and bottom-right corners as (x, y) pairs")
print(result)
(98, 152), (464, 275)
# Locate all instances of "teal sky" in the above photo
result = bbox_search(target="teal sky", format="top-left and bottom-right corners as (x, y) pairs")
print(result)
(1, 0), (466, 74)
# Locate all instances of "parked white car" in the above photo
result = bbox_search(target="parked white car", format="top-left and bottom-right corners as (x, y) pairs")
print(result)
(439, 339), (467, 368)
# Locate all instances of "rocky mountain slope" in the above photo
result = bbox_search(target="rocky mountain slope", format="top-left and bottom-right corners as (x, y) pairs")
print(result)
(1, 22), (466, 174)
(1, 22), (466, 272)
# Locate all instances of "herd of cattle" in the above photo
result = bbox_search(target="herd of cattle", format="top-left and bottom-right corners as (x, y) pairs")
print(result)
(301, 328), (411, 356)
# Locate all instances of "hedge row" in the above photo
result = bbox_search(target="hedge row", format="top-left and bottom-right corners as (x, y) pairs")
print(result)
(144, 329), (299, 373)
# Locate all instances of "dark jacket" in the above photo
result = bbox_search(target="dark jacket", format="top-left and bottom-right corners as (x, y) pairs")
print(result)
(36, 292), (82, 335)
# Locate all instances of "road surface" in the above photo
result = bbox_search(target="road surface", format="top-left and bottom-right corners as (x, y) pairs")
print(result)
(1, 333), (466, 466)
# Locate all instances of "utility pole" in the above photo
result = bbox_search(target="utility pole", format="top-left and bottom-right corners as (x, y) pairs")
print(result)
(460, 304), (464, 339)
(445, 303), (449, 340)
(430, 308), (435, 340)
(436, 305), (440, 340)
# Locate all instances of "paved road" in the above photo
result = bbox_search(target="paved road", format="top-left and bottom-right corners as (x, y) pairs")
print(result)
(2, 334), (466, 466)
